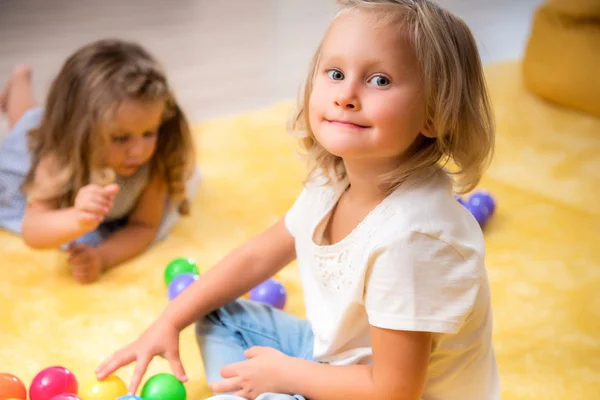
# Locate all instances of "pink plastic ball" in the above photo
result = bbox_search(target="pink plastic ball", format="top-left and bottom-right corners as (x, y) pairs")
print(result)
(49, 394), (81, 400)
(29, 367), (78, 400)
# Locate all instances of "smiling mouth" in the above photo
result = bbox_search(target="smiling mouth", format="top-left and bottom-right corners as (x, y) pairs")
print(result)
(326, 119), (370, 129)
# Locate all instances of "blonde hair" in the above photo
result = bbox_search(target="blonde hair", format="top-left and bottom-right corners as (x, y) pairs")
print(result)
(292, 0), (495, 194)
(22, 39), (195, 213)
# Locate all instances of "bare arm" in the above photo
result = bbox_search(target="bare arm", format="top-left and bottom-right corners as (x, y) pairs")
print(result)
(22, 201), (88, 248)
(162, 217), (296, 330)
(96, 217), (297, 392)
(95, 172), (166, 270)
(21, 156), (118, 249)
(283, 327), (431, 400)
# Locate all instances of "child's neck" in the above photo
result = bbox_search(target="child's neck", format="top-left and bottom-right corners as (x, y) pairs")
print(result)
(342, 158), (397, 207)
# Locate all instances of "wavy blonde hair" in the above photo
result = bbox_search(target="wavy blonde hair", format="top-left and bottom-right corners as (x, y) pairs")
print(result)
(291, 0), (494, 194)
(22, 39), (195, 213)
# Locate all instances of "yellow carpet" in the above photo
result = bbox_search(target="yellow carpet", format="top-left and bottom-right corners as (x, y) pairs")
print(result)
(1, 61), (599, 399)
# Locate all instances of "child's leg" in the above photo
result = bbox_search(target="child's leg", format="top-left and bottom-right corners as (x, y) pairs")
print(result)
(0, 65), (37, 129)
(207, 395), (306, 400)
(196, 299), (314, 399)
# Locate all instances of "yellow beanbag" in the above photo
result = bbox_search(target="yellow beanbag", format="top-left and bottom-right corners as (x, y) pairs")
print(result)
(522, 1), (600, 118)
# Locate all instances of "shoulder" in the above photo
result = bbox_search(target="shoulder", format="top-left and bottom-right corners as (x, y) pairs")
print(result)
(285, 176), (346, 237)
(374, 168), (485, 262)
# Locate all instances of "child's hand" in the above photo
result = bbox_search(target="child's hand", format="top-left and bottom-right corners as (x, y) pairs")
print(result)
(95, 318), (187, 395)
(74, 183), (120, 231)
(68, 243), (104, 284)
(210, 346), (291, 399)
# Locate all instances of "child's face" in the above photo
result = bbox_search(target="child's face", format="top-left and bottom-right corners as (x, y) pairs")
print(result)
(104, 98), (165, 176)
(309, 10), (434, 165)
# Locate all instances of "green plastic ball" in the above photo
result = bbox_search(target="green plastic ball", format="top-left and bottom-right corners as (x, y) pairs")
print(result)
(140, 373), (186, 400)
(164, 258), (199, 286)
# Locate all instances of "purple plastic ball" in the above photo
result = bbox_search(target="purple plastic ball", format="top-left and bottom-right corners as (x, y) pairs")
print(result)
(168, 272), (199, 300)
(467, 191), (496, 216)
(250, 278), (287, 309)
(466, 202), (488, 228)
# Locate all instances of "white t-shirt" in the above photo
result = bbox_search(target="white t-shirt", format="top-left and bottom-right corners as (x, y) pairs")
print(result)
(285, 168), (499, 400)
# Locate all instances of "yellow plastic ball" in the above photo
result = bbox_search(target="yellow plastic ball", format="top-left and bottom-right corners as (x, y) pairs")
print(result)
(79, 374), (128, 400)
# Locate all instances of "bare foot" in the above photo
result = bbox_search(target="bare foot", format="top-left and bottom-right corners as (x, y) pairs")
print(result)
(0, 64), (32, 113)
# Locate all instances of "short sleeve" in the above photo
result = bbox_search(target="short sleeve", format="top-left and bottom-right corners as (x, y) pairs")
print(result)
(284, 187), (310, 238)
(364, 231), (481, 334)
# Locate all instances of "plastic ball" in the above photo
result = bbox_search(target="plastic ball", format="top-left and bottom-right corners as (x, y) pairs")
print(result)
(167, 272), (199, 300)
(0, 372), (27, 400)
(29, 366), (78, 400)
(468, 191), (496, 216)
(116, 396), (143, 400)
(466, 202), (488, 228)
(164, 258), (199, 286)
(140, 373), (186, 400)
(250, 278), (287, 309)
(79, 375), (127, 400)
(49, 395), (81, 400)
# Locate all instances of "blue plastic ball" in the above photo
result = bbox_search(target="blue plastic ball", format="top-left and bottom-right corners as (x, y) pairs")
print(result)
(466, 202), (488, 228)
(167, 272), (199, 300)
(250, 278), (287, 309)
(467, 191), (496, 216)
(117, 396), (143, 400)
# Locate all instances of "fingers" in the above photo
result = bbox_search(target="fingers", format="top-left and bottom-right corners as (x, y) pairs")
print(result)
(96, 349), (137, 380)
(77, 211), (103, 224)
(129, 355), (152, 395)
(76, 184), (117, 216)
(104, 183), (120, 196)
(220, 363), (239, 379)
(166, 352), (188, 382)
(209, 377), (243, 394)
(79, 196), (111, 215)
(68, 248), (92, 265)
(243, 346), (264, 358)
(72, 269), (98, 284)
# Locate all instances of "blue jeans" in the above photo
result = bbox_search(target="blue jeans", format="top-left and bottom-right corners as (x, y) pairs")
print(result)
(196, 299), (314, 400)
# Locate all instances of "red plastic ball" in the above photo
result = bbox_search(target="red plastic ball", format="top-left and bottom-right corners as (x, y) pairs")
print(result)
(29, 367), (78, 400)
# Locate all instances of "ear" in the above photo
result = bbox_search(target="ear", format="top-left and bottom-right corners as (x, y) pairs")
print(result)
(421, 119), (437, 138)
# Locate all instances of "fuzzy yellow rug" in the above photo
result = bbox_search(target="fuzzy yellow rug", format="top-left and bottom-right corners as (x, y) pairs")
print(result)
(1, 61), (599, 400)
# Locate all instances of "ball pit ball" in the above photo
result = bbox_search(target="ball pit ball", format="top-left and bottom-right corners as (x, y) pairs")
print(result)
(116, 396), (143, 400)
(49, 395), (81, 400)
(168, 272), (199, 300)
(250, 278), (287, 309)
(0, 372), (27, 400)
(140, 373), (186, 400)
(164, 258), (199, 286)
(468, 191), (496, 216)
(79, 375), (127, 400)
(29, 366), (78, 400)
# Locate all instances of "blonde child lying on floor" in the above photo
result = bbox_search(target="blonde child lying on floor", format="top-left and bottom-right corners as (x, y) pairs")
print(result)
(0, 39), (199, 284)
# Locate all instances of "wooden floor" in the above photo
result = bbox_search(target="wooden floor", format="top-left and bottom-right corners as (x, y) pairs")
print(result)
(0, 0), (542, 131)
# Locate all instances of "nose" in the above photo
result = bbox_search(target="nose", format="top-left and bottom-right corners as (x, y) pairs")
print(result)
(127, 138), (145, 159)
(334, 81), (360, 111)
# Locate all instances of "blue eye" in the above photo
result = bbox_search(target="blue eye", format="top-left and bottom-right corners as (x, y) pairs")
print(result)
(369, 75), (390, 87)
(327, 69), (344, 81)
